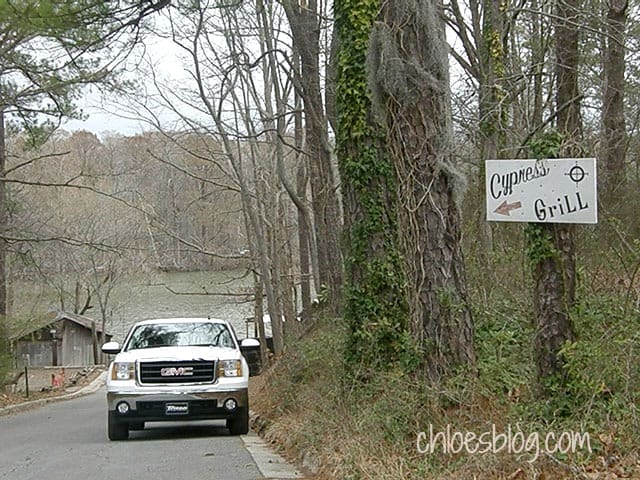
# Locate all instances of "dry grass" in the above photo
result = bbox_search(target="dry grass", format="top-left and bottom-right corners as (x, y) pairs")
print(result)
(249, 321), (640, 480)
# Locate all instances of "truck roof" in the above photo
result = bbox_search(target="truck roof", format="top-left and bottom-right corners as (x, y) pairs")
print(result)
(134, 317), (229, 325)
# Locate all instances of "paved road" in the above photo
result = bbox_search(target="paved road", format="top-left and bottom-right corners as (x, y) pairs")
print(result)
(0, 389), (293, 480)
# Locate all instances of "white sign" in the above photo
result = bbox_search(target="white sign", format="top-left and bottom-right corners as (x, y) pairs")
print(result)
(485, 158), (597, 224)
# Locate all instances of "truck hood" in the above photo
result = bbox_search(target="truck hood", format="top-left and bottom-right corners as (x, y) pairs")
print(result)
(113, 346), (240, 363)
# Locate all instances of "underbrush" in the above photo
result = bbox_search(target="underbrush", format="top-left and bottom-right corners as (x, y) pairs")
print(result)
(251, 291), (640, 479)
(251, 201), (640, 478)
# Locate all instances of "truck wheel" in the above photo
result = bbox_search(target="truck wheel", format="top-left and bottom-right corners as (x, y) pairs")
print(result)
(108, 412), (129, 441)
(227, 408), (249, 435)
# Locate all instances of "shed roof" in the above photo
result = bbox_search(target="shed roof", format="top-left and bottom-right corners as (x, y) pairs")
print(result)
(9, 311), (110, 340)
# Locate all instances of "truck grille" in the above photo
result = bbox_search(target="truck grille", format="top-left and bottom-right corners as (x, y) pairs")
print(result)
(138, 360), (216, 384)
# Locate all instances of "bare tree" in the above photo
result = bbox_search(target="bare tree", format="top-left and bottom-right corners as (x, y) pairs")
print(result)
(109, 2), (308, 355)
(447, 0), (510, 253)
(0, 112), (7, 318)
(256, 0), (317, 327)
(282, 0), (344, 311)
(0, 0), (171, 322)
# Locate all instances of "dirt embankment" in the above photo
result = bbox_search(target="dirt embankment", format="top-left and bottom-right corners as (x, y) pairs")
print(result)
(248, 322), (640, 480)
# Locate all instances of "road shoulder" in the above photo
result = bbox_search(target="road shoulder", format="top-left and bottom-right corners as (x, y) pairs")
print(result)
(242, 431), (304, 479)
(0, 370), (107, 416)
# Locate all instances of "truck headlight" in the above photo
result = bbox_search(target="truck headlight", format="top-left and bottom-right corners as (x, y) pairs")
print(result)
(112, 362), (134, 381)
(218, 359), (242, 377)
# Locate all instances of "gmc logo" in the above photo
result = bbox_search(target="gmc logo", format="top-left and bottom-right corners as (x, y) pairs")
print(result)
(160, 367), (194, 377)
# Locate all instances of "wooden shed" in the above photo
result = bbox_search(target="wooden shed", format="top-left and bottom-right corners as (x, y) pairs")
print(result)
(10, 311), (112, 367)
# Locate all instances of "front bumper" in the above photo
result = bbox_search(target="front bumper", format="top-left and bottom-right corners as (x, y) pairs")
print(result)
(107, 388), (248, 422)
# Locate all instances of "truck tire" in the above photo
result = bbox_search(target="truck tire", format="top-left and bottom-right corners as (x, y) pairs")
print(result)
(227, 408), (249, 435)
(108, 412), (129, 441)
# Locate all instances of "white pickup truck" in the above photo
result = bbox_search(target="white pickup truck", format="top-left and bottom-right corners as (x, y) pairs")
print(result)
(101, 317), (259, 441)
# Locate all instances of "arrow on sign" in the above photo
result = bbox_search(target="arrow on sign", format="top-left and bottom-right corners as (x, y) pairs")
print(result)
(494, 200), (522, 216)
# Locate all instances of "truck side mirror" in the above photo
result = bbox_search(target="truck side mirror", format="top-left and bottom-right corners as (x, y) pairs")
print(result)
(102, 341), (121, 355)
(240, 338), (261, 376)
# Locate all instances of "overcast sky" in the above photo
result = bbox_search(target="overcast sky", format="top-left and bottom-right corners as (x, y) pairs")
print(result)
(62, 28), (184, 139)
(63, 106), (147, 138)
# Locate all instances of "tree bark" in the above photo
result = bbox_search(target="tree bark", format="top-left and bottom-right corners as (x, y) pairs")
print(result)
(532, 223), (576, 380)
(477, 0), (509, 257)
(0, 109), (8, 320)
(294, 49), (314, 323)
(555, 0), (583, 147)
(370, 0), (476, 380)
(282, 0), (343, 312)
(601, 0), (628, 198)
(532, 0), (583, 384)
(297, 162), (312, 323)
(531, 0), (545, 129)
(242, 189), (284, 355)
(253, 278), (268, 365)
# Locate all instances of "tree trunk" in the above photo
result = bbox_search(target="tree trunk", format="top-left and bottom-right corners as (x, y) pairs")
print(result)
(477, 0), (508, 258)
(256, 0), (314, 342)
(555, 0), (583, 146)
(0, 109), (8, 320)
(531, 0), (545, 129)
(253, 277), (268, 365)
(294, 50), (314, 325)
(532, 224), (576, 380)
(282, 0), (343, 312)
(370, 0), (476, 380)
(334, 0), (411, 372)
(532, 0), (583, 385)
(277, 195), (297, 338)
(297, 162), (312, 324)
(601, 0), (628, 199)
(245, 194), (284, 355)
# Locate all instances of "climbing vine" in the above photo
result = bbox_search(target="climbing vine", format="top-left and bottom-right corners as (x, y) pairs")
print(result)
(479, 3), (508, 141)
(334, 0), (416, 372)
(525, 131), (564, 265)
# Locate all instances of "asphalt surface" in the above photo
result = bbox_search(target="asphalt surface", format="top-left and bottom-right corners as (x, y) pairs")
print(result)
(0, 387), (298, 480)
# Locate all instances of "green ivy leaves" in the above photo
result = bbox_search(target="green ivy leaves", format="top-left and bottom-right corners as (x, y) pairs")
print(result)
(335, 0), (416, 373)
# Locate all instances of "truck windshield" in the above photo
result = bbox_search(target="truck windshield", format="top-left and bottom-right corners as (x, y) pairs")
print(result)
(125, 322), (235, 350)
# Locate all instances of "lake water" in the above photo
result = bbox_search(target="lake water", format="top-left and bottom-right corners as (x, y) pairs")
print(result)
(107, 270), (255, 341)
(10, 270), (255, 343)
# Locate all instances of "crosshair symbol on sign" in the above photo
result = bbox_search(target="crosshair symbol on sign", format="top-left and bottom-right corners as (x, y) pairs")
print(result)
(565, 164), (587, 186)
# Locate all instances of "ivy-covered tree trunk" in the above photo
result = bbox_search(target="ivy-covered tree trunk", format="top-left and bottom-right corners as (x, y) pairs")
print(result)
(335, 0), (411, 372)
(368, 0), (475, 380)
